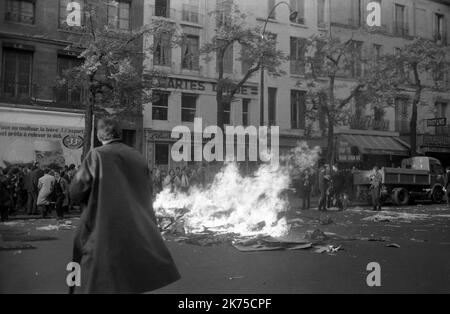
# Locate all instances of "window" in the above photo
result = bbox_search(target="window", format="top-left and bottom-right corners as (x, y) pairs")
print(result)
(268, 0), (276, 19)
(122, 129), (136, 147)
(317, 0), (326, 27)
(435, 14), (447, 44)
(154, 0), (171, 18)
(223, 102), (231, 125)
(153, 33), (172, 66)
(241, 45), (252, 75)
(351, 0), (362, 26)
(436, 102), (448, 135)
(182, 0), (199, 23)
(373, 44), (382, 62)
(181, 93), (197, 122)
(2, 48), (33, 99)
(5, 0), (35, 24)
(394, 4), (408, 37)
(290, 37), (307, 75)
(182, 35), (200, 70)
(216, 0), (233, 27)
(242, 99), (250, 126)
(155, 143), (170, 166)
(107, 0), (131, 30)
(217, 41), (234, 74)
(152, 91), (169, 121)
(56, 55), (83, 106)
(268, 88), (277, 126)
(59, 0), (84, 30)
(395, 97), (409, 133)
(289, 0), (305, 24)
(349, 40), (363, 78)
(291, 90), (306, 129)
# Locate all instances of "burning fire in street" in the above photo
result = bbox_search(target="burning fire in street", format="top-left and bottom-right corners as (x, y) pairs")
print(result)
(153, 142), (320, 238)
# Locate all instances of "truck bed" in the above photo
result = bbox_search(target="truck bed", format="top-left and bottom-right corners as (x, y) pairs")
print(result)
(353, 168), (430, 186)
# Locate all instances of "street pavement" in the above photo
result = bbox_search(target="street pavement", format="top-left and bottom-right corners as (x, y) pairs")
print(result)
(1, 203), (450, 294)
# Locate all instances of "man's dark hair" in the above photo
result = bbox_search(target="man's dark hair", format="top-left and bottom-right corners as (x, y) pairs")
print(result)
(97, 118), (122, 142)
(44, 168), (51, 174)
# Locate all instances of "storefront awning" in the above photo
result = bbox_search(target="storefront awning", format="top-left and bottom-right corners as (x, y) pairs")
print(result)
(340, 134), (410, 156)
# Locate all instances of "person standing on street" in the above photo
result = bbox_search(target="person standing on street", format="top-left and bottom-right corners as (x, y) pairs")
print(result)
(37, 169), (55, 218)
(370, 166), (383, 211)
(54, 171), (68, 220)
(444, 167), (450, 209)
(70, 118), (180, 294)
(0, 168), (11, 222)
(318, 165), (330, 211)
(300, 169), (312, 211)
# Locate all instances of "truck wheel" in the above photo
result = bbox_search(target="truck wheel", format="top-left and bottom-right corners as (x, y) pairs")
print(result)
(393, 188), (410, 206)
(432, 187), (444, 204)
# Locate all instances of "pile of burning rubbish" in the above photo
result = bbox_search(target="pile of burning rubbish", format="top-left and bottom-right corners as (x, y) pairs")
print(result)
(154, 143), (338, 252)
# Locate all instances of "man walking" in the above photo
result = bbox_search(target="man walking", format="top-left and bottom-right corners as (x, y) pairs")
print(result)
(70, 118), (180, 294)
(370, 166), (383, 211)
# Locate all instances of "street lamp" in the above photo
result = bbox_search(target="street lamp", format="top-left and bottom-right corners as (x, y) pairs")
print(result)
(260, 2), (298, 126)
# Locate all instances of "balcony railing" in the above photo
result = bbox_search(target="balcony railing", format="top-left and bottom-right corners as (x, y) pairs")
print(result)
(149, 5), (176, 19)
(349, 116), (390, 132)
(148, 5), (204, 25)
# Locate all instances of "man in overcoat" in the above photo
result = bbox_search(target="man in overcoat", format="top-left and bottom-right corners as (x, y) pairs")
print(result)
(70, 118), (180, 294)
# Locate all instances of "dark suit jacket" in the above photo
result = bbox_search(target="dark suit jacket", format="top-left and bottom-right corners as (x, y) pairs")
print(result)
(70, 141), (180, 294)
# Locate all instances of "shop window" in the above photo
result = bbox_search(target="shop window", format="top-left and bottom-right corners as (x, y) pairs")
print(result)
(152, 91), (169, 121)
(5, 0), (35, 25)
(155, 143), (170, 166)
(181, 93), (197, 122)
(107, 0), (131, 30)
(2, 48), (33, 99)
(122, 129), (136, 147)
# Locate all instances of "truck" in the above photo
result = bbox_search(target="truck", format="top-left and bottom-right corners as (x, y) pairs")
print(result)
(353, 157), (446, 206)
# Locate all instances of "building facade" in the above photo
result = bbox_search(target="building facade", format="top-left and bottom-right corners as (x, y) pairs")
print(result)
(142, 0), (450, 170)
(0, 0), (145, 167)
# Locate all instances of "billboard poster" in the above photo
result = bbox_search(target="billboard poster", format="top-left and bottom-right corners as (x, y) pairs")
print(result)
(0, 122), (84, 168)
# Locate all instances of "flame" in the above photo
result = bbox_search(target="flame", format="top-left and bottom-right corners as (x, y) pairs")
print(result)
(153, 142), (321, 237)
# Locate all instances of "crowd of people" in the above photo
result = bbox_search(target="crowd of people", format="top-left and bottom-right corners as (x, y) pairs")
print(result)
(0, 163), (78, 221)
(150, 165), (208, 197)
(295, 164), (354, 212)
